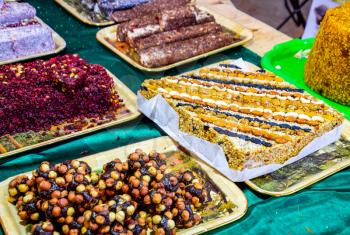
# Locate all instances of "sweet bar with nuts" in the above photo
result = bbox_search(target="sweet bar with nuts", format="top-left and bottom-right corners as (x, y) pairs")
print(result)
(7, 149), (234, 234)
(140, 62), (344, 170)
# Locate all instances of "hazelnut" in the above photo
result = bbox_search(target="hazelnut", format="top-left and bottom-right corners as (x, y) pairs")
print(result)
(90, 189), (99, 198)
(58, 165), (68, 174)
(50, 198), (58, 205)
(121, 194), (131, 202)
(156, 204), (166, 212)
(62, 224), (69, 234)
(193, 214), (201, 223)
(167, 219), (175, 229)
(67, 207), (75, 216)
(51, 190), (61, 199)
(71, 160), (80, 169)
(116, 211), (125, 223)
(181, 210), (190, 221)
(68, 192), (76, 202)
(148, 167), (157, 176)
(48, 171), (57, 179)
(129, 153), (139, 161)
(84, 210), (92, 221)
(75, 195), (84, 204)
(131, 179), (140, 188)
(98, 180), (106, 190)
(140, 186), (148, 196)
(77, 166), (86, 175)
(164, 211), (173, 219)
(138, 217), (146, 226)
(18, 211), (28, 220)
(172, 208), (178, 217)
(142, 175), (151, 183)
(185, 220), (193, 228)
(122, 184), (129, 193)
(39, 181), (51, 191)
(155, 228), (165, 235)
(156, 174), (163, 182)
(134, 171), (141, 178)
(152, 193), (162, 204)
(100, 226), (110, 233)
(131, 189), (140, 198)
(58, 198), (68, 208)
(23, 193), (34, 203)
(8, 187), (18, 197)
(139, 211), (147, 218)
(143, 155), (150, 162)
(18, 184), (29, 193)
(96, 215), (105, 225)
(134, 162), (141, 169)
(185, 192), (192, 200)
(194, 182), (203, 190)
(126, 205), (135, 216)
(66, 215), (74, 224)
(115, 163), (123, 172)
(52, 206), (61, 217)
(55, 177), (66, 186)
(164, 197), (173, 207)
(183, 173), (193, 182)
(176, 200), (185, 210)
(74, 174), (84, 183)
(91, 172), (99, 183)
(111, 171), (120, 180)
(41, 201), (49, 211)
(42, 221), (54, 231)
(30, 212), (40, 221)
(61, 190), (68, 198)
(77, 216), (84, 224)
(76, 184), (86, 193)
(115, 181), (123, 190)
(152, 215), (162, 225)
(109, 212), (116, 222)
(65, 174), (73, 183)
(122, 162), (129, 171)
(40, 163), (50, 173)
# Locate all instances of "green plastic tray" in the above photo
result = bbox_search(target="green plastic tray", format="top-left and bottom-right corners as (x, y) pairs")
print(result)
(261, 38), (350, 120)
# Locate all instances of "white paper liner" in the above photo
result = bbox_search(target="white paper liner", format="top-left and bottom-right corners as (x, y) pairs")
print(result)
(137, 59), (344, 181)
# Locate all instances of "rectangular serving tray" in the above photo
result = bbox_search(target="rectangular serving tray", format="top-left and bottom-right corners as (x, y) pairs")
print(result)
(245, 120), (350, 196)
(0, 68), (140, 159)
(0, 136), (248, 235)
(55, 0), (114, 26)
(0, 17), (66, 65)
(96, 6), (253, 72)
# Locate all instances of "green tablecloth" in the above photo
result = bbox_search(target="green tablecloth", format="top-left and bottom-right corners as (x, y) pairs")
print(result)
(0, 1), (349, 234)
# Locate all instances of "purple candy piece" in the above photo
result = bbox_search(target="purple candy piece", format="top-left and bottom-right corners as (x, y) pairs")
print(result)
(0, 2), (36, 25)
(0, 0), (4, 9)
(0, 25), (55, 61)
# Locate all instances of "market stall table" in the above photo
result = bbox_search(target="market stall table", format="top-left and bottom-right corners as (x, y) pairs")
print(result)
(0, 0), (349, 235)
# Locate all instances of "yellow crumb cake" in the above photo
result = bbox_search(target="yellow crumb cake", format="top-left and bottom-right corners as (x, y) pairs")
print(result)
(140, 62), (344, 170)
(304, 3), (350, 106)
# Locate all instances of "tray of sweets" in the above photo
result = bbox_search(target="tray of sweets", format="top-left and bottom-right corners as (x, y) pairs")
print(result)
(0, 55), (140, 159)
(245, 120), (350, 196)
(54, 0), (114, 26)
(97, 6), (253, 72)
(0, 136), (248, 234)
